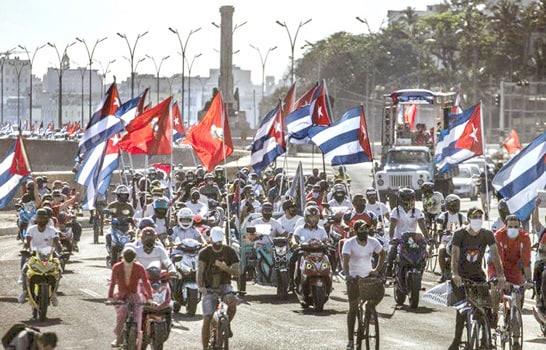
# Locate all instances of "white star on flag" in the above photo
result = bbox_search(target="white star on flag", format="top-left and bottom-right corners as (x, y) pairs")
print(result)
(470, 124), (478, 143)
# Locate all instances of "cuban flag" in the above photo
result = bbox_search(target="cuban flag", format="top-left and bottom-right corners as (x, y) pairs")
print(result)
(251, 103), (286, 173)
(172, 101), (185, 142)
(0, 136), (31, 208)
(96, 136), (121, 195)
(116, 88), (148, 125)
(78, 83), (123, 158)
(435, 103), (483, 173)
(308, 105), (373, 166)
(493, 131), (546, 220)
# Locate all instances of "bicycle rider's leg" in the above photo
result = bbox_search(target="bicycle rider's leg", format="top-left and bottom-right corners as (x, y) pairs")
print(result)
(534, 260), (545, 309)
(438, 245), (447, 281)
(448, 283), (466, 350)
(113, 303), (128, 346)
(201, 291), (216, 349)
(346, 278), (359, 348)
(222, 285), (237, 322)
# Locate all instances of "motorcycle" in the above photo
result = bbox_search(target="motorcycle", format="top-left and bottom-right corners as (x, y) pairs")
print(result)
(25, 247), (61, 321)
(106, 217), (133, 267)
(170, 238), (202, 315)
(393, 232), (427, 309)
(325, 214), (349, 274)
(294, 239), (333, 311)
(272, 236), (291, 300)
(57, 228), (73, 272)
(235, 227), (258, 292)
(142, 269), (172, 350)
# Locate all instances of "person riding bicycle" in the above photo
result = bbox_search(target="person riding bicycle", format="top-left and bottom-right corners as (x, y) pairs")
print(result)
(197, 227), (240, 350)
(105, 185), (134, 254)
(248, 172), (265, 198)
(386, 188), (428, 276)
(342, 219), (385, 350)
(421, 182), (444, 232)
(449, 207), (505, 350)
(107, 247), (153, 348)
(487, 214), (532, 339)
(170, 208), (205, 245)
(437, 194), (467, 282)
(343, 194), (369, 229)
(185, 189), (209, 217)
(364, 187), (390, 227)
(531, 198), (546, 313)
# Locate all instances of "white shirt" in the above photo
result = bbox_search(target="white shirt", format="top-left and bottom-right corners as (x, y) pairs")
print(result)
(170, 226), (203, 243)
(365, 202), (390, 220)
(438, 212), (467, 232)
(250, 217), (285, 238)
(185, 201), (208, 217)
(278, 214), (302, 234)
(295, 217), (326, 230)
(154, 217), (167, 235)
(127, 241), (175, 273)
(27, 225), (58, 252)
(327, 198), (352, 210)
(294, 225), (328, 243)
(390, 206), (424, 240)
(342, 236), (383, 278)
(240, 199), (262, 213)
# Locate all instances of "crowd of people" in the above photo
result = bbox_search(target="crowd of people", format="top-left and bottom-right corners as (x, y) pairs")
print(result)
(4, 163), (546, 349)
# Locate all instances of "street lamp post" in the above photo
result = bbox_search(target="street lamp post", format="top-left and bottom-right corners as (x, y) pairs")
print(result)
(145, 55), (170, 104)
(168, 26), (201, 122)
(0, 47), (16, 124)
(77, 66), (86, 125)
(249, 44), (277, 100)
(19, 44), (45, 126)
(9, 58), (29, 126)
(186, 53), (202, 124)
(98, 59), (116, 96)
(75, 36), (107, 123)
(116, 31), (148, 98)
(48, 41), (76, 128)
(275, 18), (312, 85)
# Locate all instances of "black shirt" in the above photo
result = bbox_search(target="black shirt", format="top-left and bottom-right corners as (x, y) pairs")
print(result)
(452, 228), (495, 281)
(199, 245), (239, 288)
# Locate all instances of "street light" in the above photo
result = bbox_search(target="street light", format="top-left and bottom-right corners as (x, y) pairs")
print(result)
(9, 58), (29, 126)
(249, 44), (277, 100)
(48, 41), (76, 128)
(145, 55), (170, 103)
(185, 53), (202, 124)
(76, 66), (86, 126)
(19, 44), (46, 126)
(168, 26), (201, 123)
(117, 31), (148, 98)
(75, 36), (107, 123)
(275, 18), (312, 84)
(212, 20), (247, 33)
(0, 47), (16, 124)
(98, 59), (116, 96)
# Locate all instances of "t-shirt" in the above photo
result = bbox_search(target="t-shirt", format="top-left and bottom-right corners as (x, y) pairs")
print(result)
(451, 228), (496, 280)
(488, 228), (531, 285)
(278, 214), (302, 234)
(171, 226), (203, 243)
(342, 236), (383, 278)
(27, 225), (58, 252)
(154, 217), (167, 235)
(390, 206), (424, 239)
(127, 241), (175, 273)
(250, 217), (285, 238)
(438, 212), (467, 232)
(327, 198), (352, 211)
(293, 225), (328, 243)
(365, 202), (389, 220)
(185, 201), (208, 217)
(199, 245), (239, 288)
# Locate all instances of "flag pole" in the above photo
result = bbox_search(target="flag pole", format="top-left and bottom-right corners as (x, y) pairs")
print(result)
(311, 144), (315, 169)
(279, 141), (290, 198)
(221, 98), (231, 245)
(169, 100), (174, 199)
(479, 101), (492, 227)
(119, 150), (129, 185)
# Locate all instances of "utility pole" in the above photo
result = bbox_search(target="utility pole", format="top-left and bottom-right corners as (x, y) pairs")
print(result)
(77, 67), (86, 125)
(98, 59), (115, 96)
(249, 44), (277, 100)
(275, 18), (312, 85)
(145, 55), (170, 104)
(19, 44), (45, 126)
(48, 41), (76, 128)
(76, 36), (107, 123)
(117, 31), (148, 99)
(186, 53), (202, 124)
(9, 58), (29, 126)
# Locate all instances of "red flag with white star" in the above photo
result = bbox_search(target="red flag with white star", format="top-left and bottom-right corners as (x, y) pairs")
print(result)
(310, 80), (332, 126)
(281, 83), (296, 119)
(172, 101), (185, 141)
(455, 103), (483, 156)
(358, 105), (373, 161)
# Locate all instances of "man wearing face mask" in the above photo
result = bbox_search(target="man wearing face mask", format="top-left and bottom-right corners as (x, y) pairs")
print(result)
(105, 185), (134, 254)
(128, 227), (176, 273)
(364, 187), (390, 227)
(343, 194), (370, 229)
(342, 219), (385, 350)
(278, 199), (302, 235)
(488, 215), (532, 335)
(197, 227), (240, 349)
(170, 208), (205, 244)
(251, 202), (286, 240)
(185, 189), (209, 217)
(107, 246), (153, 348)
(328, 184), (352, 209)
(199, 173), (222, 201)
(449, 207), (505, 350)
(386, 188), (428, 276)
(248, 173), (265, 198)
(305, 184), (322, 202)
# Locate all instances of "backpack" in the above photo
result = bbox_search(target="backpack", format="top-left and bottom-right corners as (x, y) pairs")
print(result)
(442, 212), (463, 230)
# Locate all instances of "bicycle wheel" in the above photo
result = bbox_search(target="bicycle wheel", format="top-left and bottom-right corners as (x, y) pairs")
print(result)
(355, 306), (364, 350)
(509, 306), (523, 350)
(93, 218), (100, 244)
(364, 306), (379, 350)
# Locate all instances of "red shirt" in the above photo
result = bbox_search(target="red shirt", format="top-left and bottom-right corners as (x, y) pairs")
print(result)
(487, 228), (531, 285)
(108, 261), (152, 300)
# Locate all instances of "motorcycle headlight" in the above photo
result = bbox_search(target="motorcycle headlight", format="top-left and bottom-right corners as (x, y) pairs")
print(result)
(320, 261), (330, 270)
(305, 262), (314, 270)
(377, 179), (384, 186)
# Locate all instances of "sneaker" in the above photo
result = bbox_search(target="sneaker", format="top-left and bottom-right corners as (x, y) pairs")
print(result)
(73, 243), (79, 252)
(447, 340), (460, 350)
(346, 341), (354, 350)
(110, 338), (120, 348)
(17, 275), (23, 285)
(50, 293), (58, 306)
(18, 291), (27, 304)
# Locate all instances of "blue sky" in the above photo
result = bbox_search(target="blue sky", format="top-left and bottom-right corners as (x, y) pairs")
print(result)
(0, 0), (440, 84)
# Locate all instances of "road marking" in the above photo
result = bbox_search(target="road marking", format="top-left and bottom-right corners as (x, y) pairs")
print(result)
(383, 336), (418, 347)
(79, 288), (101, 298)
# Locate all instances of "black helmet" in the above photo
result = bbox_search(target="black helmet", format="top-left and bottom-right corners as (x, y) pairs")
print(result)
(445, 194), (461, 213)
(399, 188), (415, 206)
(420, 182), (434, 195)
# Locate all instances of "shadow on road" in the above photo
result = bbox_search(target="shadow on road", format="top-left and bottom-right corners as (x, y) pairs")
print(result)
(0, 297), (18, 303)
(173, 313), (202, 323)
(525, 338), (546, 345)
(81, 297), (108, 304)
(22, 318), (63, 327)
(81, 257), (107, 261)
(88, 264), (110, 269)
(395, 305), (438, 314)
(292, 308), (346, 317)
(171, 321), (190, 331)
(243, 293), (298, 305)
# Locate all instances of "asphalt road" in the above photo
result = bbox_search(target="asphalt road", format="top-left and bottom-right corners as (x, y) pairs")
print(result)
(1, 160), (545, 349)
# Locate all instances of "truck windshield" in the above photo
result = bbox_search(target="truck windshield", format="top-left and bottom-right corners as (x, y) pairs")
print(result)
(386, 150), (430, 165)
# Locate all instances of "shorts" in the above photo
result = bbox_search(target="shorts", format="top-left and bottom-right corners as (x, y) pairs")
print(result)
(202, 284), (234, 317)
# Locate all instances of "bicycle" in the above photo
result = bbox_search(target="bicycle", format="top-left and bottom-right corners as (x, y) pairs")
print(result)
(354, 277), (382, 350)
(106, 299), (149, 350)
(425, 218), (441, 274)
(495, 283), (531, 350)
(461, 279), (494, 350)
(206, 288), (247, 350)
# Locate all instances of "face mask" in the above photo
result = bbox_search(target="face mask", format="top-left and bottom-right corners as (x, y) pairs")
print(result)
(507, 228), (519, 239)
(469, 219), (482, 231)
(357, 231), (368, 241)
(312, 191), (319, 198)
(212, 242), (222, 250)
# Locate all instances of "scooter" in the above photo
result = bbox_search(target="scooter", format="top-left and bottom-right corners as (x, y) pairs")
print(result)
(294, 239), (332, 311)
(142, 268), (172, 350)
(57, 228), (73, 272)
(272, 237), (291, 300)
(25, 247), (61, 321)
(106, 218), (133, 267)
(393, 232), (427, 309)
(170, 238), (202, 315)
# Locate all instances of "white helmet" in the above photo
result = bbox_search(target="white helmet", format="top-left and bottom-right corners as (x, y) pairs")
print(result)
(177, 208), (194, 229)
(114, 185), (130, 195)
(210, 227), (224, 243)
